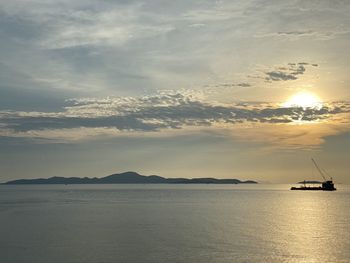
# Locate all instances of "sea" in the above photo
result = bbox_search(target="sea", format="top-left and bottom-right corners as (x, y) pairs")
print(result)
(0, 184), (349, 263)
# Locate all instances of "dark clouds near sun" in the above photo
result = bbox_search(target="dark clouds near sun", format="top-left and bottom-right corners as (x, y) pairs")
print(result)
(1, 93), (349, 138)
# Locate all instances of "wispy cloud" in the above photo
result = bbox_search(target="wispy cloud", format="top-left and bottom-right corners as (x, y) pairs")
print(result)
(1, 0), (349, 100)
(264, 62), (317, 82)
(1, 92), (350, 149)
(256, 29), (350, 41)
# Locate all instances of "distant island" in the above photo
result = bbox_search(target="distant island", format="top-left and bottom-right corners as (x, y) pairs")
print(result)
(3, 171), (257, 185)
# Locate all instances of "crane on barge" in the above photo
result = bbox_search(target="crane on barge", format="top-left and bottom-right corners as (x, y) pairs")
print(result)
(291, 158), (336, 191)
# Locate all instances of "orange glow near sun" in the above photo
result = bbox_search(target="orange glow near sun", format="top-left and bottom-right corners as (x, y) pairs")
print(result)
(282, 91), (323, 109)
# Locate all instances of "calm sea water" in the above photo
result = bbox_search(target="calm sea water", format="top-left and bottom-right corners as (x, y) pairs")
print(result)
(0, 184), (349, 263)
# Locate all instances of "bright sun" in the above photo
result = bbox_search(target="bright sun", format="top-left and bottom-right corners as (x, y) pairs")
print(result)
(282, 91), (322, 109)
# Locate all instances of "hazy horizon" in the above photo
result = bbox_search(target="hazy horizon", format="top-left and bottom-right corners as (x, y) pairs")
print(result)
(0, 169), (341, 185)
(1, 0), (349, 184)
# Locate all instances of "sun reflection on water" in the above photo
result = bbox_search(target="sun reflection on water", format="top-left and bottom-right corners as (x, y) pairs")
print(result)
(267, 191), (346, 262)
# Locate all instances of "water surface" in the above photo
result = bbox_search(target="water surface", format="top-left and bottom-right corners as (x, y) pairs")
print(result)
(0, 184), (349, 263)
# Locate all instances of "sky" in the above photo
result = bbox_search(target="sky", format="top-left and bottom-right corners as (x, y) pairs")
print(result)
(1, 0), (350, 183)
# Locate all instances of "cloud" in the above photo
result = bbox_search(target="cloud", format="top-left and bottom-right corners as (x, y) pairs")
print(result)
(1, 0), (349, 101)
(224, 118), (350, 151)
(254, 30), (316, 39)
(215, 82), (252, 88)
(277, 30), (315, 36)
(264, 62), (314, 82)
(237, 83), (251, 88)
(255, 29), (350, 41)
(1, 92), (350, 149)
(265, 71), (297, 81)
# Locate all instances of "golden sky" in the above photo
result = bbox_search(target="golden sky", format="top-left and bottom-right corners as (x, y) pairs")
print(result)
(0, 0), (349, 183)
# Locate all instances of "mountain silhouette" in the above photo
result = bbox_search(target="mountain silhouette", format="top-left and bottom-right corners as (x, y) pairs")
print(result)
(3, 171), (257, 185)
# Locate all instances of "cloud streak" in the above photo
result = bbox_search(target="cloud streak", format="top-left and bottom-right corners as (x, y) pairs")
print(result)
(264, 62), (317, 82)
(1, 92), (350, 148)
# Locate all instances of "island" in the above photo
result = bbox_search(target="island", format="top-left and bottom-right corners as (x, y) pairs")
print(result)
(2, 171), (257, 185)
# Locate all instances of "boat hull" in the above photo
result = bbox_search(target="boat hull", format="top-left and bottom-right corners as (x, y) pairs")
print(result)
(290, 187), (336, 191)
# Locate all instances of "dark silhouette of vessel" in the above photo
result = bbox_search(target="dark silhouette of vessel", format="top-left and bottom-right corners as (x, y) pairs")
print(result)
(291, 159), (336, 191)
(291, 180), (336, 191)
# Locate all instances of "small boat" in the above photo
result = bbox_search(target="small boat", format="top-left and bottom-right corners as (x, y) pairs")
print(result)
(291, 180), (336, 191)
(291, 159), (336, 191)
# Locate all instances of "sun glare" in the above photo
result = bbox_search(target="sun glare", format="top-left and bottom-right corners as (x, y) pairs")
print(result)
(282, 91), (322, 109)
